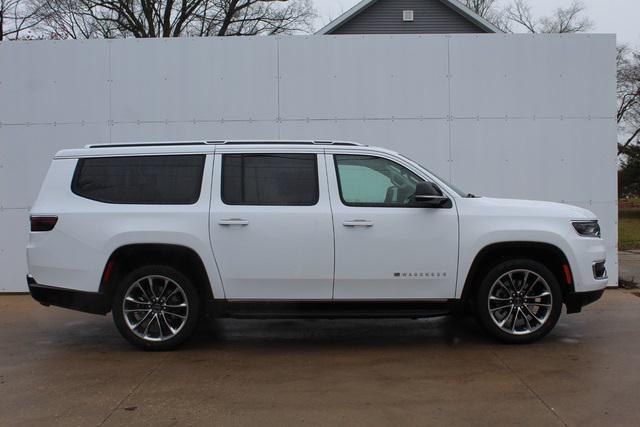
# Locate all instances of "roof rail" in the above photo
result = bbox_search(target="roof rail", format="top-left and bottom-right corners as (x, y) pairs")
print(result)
(86, 141), (206, 148)
(87, 140), (366, 148)
(312, 140), (365, 146)
(326, 140), (366, 146)
(206, 140), (365, 146)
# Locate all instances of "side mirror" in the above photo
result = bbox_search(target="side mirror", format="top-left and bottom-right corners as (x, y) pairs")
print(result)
(414, 182), (451, 208)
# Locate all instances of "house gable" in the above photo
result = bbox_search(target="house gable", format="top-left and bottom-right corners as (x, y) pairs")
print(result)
(319, 0), (499, 35)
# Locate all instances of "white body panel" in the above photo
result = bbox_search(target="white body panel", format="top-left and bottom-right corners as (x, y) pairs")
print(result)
(325, 150), (459, 299)
(2, 34), (618, 291)
(27, 154), (225, 298)
(454, 197), (607, 298)
(209, 148), (334, 299)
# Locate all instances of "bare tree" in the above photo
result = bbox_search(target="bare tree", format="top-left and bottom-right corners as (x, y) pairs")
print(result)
(0, 0), (45, 40)
(538, 1), (593, 33)
(502, 0), (533, 32)
(617, 45), (640, 156)
(34, 0), (119, 38)
(463, 0), (497, 18)
(461, 0), (509, 31)
(504, 0), (593, 34)
(194, 0), (314, 36)
(31, 0), (314, 38)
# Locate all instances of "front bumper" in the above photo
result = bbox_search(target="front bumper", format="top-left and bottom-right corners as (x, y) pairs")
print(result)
(564, 288), (605, 314)
(27, 275), (110, 315)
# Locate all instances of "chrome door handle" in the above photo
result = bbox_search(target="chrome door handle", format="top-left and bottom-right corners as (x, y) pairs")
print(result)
(218, 219), (249, 226)
(343, 220), (374, 227)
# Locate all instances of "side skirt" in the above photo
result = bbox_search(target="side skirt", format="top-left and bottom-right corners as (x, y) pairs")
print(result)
(208, 300), (463, 319)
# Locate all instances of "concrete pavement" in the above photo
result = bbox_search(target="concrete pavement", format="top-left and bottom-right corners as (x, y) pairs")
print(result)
(619, 250), (640, 285)
(1, 291), (639, 426)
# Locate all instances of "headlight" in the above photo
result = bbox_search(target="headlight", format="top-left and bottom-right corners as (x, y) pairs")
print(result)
(572, 220), (601, 238)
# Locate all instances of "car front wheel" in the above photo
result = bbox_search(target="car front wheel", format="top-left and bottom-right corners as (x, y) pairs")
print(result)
(476, 259), (563, 344)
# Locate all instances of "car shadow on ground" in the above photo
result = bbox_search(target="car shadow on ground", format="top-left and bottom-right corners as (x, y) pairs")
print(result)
(180, 315), (490, 352)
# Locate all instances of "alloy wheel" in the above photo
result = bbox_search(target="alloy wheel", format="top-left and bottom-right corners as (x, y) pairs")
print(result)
(487, 269), (553, 336)
(122, 275), (189, 342)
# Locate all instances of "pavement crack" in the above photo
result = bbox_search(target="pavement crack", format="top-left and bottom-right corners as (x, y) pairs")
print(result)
(98, 353), (169, 426)
(488, 348), (569, 427)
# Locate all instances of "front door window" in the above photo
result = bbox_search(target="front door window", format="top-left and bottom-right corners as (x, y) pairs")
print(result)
(334, 155), (424, 207)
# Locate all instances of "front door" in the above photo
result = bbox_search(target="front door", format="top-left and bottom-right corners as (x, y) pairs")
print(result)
(327, 152), (459, 300)
(209, 149), (334, 300)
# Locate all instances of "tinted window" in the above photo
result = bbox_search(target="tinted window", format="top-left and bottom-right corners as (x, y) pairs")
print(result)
(222, 154), (318, 206)
(72, 155), (205, 204)
(334, 155), (424, 207)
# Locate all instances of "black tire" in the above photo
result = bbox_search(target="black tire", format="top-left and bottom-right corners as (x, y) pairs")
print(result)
(112, 265), (200, 351)
(475, 258), (562, 344)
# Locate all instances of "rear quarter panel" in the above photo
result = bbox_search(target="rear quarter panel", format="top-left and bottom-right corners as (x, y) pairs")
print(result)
(27, 156), (224, 297)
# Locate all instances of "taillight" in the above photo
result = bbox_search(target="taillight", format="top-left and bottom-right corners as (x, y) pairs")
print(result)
(30, 216), (58, 232)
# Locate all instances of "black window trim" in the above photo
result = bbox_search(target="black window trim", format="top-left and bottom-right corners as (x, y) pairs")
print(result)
(220, 153), (320, 207)
(333, 153), (430, 209)
(71, 154), (206, 205)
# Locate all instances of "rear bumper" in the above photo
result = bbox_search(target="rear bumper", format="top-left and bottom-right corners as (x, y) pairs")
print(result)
(27, 275), (110, 315)
(564, 288), (605, 314)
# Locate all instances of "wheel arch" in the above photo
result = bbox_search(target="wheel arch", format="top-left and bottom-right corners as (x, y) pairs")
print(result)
(460, 241), (575, 306)
(99, 243), (214, 309)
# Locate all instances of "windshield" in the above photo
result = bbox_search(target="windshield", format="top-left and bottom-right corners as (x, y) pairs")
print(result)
(396, 153), (475, 198)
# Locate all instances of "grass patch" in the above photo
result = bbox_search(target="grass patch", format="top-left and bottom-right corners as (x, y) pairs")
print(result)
(620, 208), (640, 219)
(620, 198), (640, 209)
(619, 216), (640, 250)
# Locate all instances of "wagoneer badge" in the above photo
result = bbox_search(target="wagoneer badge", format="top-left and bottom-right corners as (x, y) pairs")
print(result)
(394, 272), (447, 278)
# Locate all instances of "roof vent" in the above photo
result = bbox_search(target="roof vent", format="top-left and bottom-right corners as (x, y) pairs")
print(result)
(402, 10), (414, 22)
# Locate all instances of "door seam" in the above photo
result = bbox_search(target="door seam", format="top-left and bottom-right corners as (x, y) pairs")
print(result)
(207, 152), (228, 299)
(323, 150), (337, 299)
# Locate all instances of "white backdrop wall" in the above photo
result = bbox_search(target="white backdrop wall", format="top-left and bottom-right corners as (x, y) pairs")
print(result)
(0, 34), (618, 292)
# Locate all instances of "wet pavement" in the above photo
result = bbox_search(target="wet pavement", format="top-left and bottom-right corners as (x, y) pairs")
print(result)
(619, 250), (640, 285)
(1, 290), (639, 426)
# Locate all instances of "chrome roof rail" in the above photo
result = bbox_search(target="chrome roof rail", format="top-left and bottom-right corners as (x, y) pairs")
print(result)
(86, 141), (206, 148)
(87, 140), (366, 148)
(207, 140), (366, 146)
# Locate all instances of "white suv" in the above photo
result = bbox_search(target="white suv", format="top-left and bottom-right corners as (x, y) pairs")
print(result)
(27, 140), (608, 350)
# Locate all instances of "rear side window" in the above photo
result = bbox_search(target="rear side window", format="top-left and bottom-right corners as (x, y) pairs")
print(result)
(221, 154), (318, 206)
(72, 155), (205, 204)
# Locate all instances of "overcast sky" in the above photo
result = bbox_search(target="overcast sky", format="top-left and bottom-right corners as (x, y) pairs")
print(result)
(314, 0), (640, 46)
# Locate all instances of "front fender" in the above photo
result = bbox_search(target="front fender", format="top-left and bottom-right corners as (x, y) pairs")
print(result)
(456, 226), (581, 299)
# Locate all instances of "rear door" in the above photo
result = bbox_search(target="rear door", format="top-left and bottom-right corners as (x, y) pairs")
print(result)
(209, 147), (334, 300)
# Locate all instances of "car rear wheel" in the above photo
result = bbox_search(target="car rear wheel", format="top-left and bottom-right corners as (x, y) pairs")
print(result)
(476, 259), (562, 344)
(112, 265), (200, 350)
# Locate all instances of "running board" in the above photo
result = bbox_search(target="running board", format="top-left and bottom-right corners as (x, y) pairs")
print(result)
(208, 300), (459, 319)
